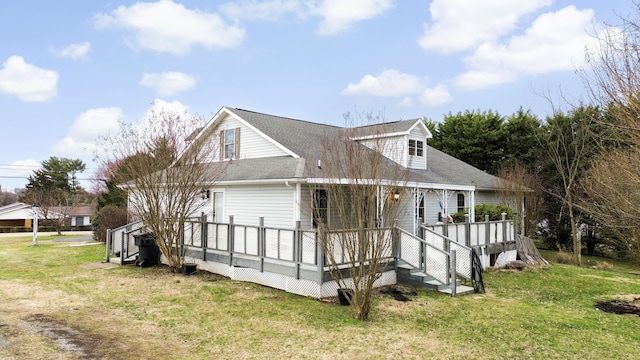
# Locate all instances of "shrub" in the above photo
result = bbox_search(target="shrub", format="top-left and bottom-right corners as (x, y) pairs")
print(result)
(450, 203), (514, 223)
(92, 205), (129, 242)
(555, 248), (576, 265)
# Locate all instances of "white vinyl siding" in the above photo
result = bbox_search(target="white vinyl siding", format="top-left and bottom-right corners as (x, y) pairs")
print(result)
(476, 191), (501, 206)
(408, 127), (426, 169)
(222, 184), (296, 228)
(395, 190), (414, 231)
(423, 193), (444, 224)
(359, 136), (406, 166)
(213, 114), (289, 161)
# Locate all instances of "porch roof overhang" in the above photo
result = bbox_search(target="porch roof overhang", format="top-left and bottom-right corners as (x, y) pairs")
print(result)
(305, 178), (475, 192)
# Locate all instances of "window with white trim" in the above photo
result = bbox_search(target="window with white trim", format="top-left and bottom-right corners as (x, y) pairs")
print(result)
(457, 193), (465, 213)
(220, 128), (240, 160)
(409, 139), (423, 156)
(224, 129), (235, 159)
(313, 189), (328, 228)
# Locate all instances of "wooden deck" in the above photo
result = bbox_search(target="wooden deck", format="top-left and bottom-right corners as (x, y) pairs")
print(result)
(105, 217), (516, 298)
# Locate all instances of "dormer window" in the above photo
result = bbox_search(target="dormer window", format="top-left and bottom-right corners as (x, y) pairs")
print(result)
(409, 139), (423, 157)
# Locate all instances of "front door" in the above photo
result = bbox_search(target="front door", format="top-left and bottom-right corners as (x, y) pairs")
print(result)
(212, 192), (224, 223)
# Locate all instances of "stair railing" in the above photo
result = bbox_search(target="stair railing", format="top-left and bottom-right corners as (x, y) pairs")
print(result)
(397, 228), (451, 285)
(419, 225), (473, 281)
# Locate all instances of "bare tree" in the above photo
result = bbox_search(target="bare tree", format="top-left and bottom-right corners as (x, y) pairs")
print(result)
(578, 7), (640, 261)
(580, 149), (640, 261)
(497, 161), (543, 237)
(310, 112), (409, 321)
(539, 108), (599, 266)
(97, 106), (223, 272)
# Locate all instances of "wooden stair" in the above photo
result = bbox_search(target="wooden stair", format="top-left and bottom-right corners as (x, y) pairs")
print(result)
(397, 262), (475, 296)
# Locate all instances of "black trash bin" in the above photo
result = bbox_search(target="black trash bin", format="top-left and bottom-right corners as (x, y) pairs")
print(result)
(134, 233), (159, 267)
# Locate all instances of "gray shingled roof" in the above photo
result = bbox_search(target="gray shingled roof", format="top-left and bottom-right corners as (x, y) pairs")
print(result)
(208, 108), (501, 190)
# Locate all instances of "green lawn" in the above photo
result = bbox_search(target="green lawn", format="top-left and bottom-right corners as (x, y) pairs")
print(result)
(1, 235), (639, 359)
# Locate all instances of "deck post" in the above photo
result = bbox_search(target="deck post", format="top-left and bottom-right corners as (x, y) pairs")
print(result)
(464, 214), (471, 247)
(228, 215), (234, 266)
(105, 228), (111, 263)
(450, 250), (457, 296)
(295, 221), (301, 279)
(120, 231), (125, 266)
(201, 213), (207, 261)
(393, 220), (399, 272)
(316, 230), (324, 283)
(259, 217), (265, 272)
(501, 212), (507, 243)
(484, 214), (490, 245)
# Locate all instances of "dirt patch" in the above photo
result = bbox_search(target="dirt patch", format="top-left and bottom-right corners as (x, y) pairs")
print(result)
(595, 296), (640, 316)
(321, 285), (418, 304)
(25, 314), (102, 358)
(0, 312), (108, 360)
(378, 285), (417, 302)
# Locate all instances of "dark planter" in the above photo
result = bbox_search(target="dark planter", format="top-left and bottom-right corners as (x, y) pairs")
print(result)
(182, 263), (197, 276)
(337, 289), (353, 306)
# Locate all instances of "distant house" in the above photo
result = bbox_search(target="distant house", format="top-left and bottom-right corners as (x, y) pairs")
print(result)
(0, 202), (36, 228)
(0, 202), (93, 230)
(52, 205), (94, 228)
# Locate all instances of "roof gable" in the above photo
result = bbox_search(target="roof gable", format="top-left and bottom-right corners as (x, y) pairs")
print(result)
(192, 107), (300, 158)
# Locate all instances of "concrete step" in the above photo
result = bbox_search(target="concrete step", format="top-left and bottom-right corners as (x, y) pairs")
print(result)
(438, 284), (475, 296)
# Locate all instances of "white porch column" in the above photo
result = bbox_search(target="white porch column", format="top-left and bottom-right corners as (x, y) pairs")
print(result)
(468, 189), (475, 222)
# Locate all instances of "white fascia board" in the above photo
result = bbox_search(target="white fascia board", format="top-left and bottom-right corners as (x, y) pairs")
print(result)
(307, 178), (474, 191)
(406, 181), (475, 191)
(213, 178), (306, 186)
(350, 131), (408, 141)
(407, 120), (433, 139)
(307, 178), (408, 187)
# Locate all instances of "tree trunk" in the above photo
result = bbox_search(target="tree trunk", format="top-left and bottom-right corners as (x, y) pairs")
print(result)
(516, 235), (551, 266)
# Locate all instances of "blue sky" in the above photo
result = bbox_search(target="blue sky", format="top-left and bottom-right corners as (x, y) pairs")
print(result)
(0, 0), (633, 192)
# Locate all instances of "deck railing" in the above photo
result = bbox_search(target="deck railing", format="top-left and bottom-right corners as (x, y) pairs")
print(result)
(105, 220), (144, 265)
(320, 227), (395, 266)
(106, 215), (485, 286)
(421, 213), (515, 247)
(183, 217), (319, 266)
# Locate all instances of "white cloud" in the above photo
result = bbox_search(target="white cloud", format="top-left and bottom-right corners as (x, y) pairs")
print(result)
(454, 6), (599, 90)
(94, 0), (246, 55)
(138, 99), (194, 134)
(418, 0), (551, 53)
(0, 56), (58, 102)
(311, 0), (395, 35)
(50, 42), (91, 60)
(140, 72), (197, 96)
(418, 84), (453, 107)
(342, 69), (423, 97)
(398, 96), (413, 107)
(219, 0), (393, 35)
(53, 107), (124, 158)
(220, 0), (301, 21)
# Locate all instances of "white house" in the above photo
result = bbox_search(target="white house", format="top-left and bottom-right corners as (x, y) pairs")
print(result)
(110, 107), (516, 298)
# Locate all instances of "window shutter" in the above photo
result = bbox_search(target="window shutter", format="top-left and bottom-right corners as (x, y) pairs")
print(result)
(234, 127), (240, 159)
(219, 131), (224, 160)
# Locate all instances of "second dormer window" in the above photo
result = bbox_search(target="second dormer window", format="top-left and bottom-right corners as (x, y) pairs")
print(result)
(409, 139), (423, 157)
